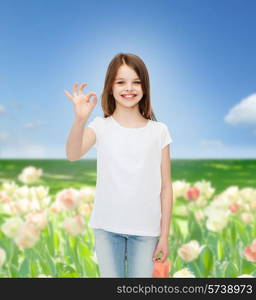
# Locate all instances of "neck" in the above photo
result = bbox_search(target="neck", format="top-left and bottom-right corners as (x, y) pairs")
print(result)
(112, 103), (145, 123)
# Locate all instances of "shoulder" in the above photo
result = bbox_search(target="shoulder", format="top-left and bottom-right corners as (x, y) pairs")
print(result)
(92, 116), (106, 121)
(89, 116), (108, 124)
(87, 116), (108, 134)
(150, 120), (168, 131)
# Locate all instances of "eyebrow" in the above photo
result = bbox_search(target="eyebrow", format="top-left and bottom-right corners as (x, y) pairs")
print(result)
(115, 77), (140, 80)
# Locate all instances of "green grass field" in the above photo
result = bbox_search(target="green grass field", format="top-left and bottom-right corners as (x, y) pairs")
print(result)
(1, 158), (255, 195)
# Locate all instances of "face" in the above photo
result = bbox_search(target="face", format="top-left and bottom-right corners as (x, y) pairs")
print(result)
(112, 64), (143, 107)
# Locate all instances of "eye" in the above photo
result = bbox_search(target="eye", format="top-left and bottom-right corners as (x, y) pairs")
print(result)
(116, 81), (141, 84)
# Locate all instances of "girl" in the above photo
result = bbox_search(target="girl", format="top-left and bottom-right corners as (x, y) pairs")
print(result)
(64, 53), (173, 278)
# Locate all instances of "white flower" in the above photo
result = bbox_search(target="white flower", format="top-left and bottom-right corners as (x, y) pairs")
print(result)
(178, 240), (205, 262)
(206, 211), (229, 232)
(1, 217), (24, 238)
(37, 274), (52, 278)
(30, 186), (49, 200)
(222, 186), (240, 202)
(173, 267), (195, 278)
(237, 274), (254, 278)
(172, 180), (190, 200)
(29, 186), (51, 207)
(239, 188), (256, 203)
(2, 181), (18, 196)
(77, 187), (96, 203)
(194, 180), (215, 199)
(13, 198), (32, 215)
(18, 166), (43, 184)
(14, 185), (30, 199)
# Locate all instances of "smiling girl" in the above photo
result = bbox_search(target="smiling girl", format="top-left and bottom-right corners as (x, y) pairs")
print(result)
(64, 53), (173, 278)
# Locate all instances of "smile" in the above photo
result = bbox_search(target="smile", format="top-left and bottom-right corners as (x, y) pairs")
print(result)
(121, 94), (137, 100)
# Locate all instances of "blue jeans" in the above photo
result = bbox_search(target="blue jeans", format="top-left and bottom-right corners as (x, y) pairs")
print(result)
(93, 228), (159, 278)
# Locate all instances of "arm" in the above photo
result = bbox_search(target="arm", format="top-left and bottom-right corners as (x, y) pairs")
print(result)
(160, 144), (173, 239)
(152, 144), (173, 263)
(64, 82), (98, 161)
(66, 117), (88, 161)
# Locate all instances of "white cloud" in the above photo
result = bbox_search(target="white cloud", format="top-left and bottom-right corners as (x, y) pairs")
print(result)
(224, 93), (256, 126)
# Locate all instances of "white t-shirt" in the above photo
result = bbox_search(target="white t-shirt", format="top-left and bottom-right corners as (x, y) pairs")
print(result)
(87, 115), (173, 237)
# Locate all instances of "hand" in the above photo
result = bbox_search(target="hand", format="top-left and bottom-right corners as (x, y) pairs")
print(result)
(64, 82), (97, 121)
(152, 237), (169, 263)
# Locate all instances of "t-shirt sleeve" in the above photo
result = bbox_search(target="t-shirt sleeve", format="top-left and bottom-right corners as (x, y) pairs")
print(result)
(87, 116), (103, 149)
(161, 123), (173, 149)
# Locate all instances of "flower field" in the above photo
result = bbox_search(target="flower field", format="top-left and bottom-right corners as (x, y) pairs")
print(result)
(0, 159), (255, 278)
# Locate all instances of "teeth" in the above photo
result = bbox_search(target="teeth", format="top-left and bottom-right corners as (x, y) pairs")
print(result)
(122, 95), (135, 98)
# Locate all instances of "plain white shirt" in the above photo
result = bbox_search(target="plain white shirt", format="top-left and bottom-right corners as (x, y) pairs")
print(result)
(87, 115), (173, 236)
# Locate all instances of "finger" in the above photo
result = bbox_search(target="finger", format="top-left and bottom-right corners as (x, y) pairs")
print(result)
(159, 253), (168, 263)
(78, 82), (88, 96)
(152, 252), (157, 260)
(152, 248), (160, 257)
(152, 253), (160, 261)
(72, 82), (79, 97)
(64, 90), (73, 100)
(86, 92), (97, 103)
(92, 94), (98, 106)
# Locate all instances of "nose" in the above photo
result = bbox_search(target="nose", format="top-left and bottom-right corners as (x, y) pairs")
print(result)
(124, 83), (135, 91)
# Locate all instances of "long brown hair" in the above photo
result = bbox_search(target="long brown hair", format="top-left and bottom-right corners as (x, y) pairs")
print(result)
(100, 53), (157, 121)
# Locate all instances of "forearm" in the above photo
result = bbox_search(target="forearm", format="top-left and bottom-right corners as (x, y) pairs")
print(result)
(160, 185), (173, 240)
(66, 117), (88, 161)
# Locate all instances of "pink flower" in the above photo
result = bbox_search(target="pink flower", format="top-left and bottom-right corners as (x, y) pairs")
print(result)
(0, 191), (12, 203)
(14, 222), (41, 249)
(49, 201), (62, 214)
(186, 187), (200, 200)
(25, 210), (48, 230)
(56, 188), (80, 211)
(62, 214), (86, 236)
(228, 203), (241, 213)
(243, 240), (256, 262)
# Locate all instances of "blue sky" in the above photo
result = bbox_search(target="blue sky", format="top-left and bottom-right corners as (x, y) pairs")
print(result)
(0, 0), (256, 159)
